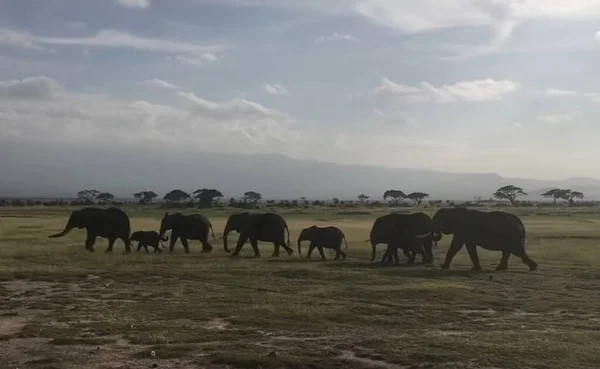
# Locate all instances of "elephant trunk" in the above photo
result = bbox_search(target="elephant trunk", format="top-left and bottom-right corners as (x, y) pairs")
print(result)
(370, 238), (377, 262)
(222, 223), (231, 253)
(48, 222), (74, 238)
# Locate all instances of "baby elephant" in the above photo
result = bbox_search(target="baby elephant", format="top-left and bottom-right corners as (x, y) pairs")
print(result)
(130, 230), (168, 253)
(297, 225), (348, 260)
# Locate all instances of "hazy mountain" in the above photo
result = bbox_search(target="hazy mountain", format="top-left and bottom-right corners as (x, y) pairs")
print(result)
(1, 141), (599, 201)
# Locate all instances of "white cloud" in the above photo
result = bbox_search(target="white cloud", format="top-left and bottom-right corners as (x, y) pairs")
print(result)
(82, 48), (91, 56)
(0, 29), (227, 55)
(0, 30), (56, 53)
(140, 79), (179, 90)
(116, 0), (150, 9)
(0, 76), (299, 151)
(263, 83), (290, 95)
(201, 53), (220, 61)
(372, 77), (519, 103)
(372, 109), (414, 125)
(539, 89), (577, 96)
(536, 111), (582, 124)
(316, 33), (360, 42)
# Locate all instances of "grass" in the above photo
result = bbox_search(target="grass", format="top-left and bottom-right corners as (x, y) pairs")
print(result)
(1, 205), (600, 368)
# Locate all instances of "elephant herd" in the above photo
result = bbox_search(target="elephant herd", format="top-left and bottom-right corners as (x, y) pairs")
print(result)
(47, 206), (539, 271)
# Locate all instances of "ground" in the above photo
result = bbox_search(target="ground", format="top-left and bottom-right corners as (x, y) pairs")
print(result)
(1, 206), (600, 369)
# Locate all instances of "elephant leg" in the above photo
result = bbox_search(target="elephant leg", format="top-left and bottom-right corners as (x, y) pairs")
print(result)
(511, 248), (538, 272)
(281, 241), (293, 256)
(105, 237), (116, 253)
(423, 237), (434, 264)
(339, 248), (347, 260)
(249, 237), (260, 257)
(169, 234), (179, 253)
(407, 251), (417, 265)
(496, 251), (510, 271)
(465, 241), (482, 271)
(307, 242), (316, 259)
(232, 235), (249, 257)
(316, 245), (326, 261)
(201, 239), (214, 253)
(334, 247), (341, 260)
(121, 235), (131, 253)
(180, 237), (191, 253)
(402, 249), (412, 263)
(144, 244), (150, 253)
(440, 236), (464, 270)
(85, 234), (97, 253)
(136, 242), (142, 252)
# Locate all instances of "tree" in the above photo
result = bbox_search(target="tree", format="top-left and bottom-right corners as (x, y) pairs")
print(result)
(541, 188), (571, 204)
(405, 192), (429, 206)
(244, 191), (262, 205)
(133, 191), (158, 204)
(193, 188), (224, 208)
(357, 194), (370, 203)
(163, 189), (190, 203)
(77, 189), (100, 203)
(97, 192), (114, 204)
(492, 185), (527, 206)
(383, 190), (406, 204)
(570, 191), (584, 201)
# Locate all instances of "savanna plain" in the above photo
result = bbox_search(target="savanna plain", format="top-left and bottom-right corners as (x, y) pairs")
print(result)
(1, 206), (600, 369)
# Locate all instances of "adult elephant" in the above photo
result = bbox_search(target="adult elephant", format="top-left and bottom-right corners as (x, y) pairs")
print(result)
(368, 212), (440, 264)
(297, 225), (348, 261)
(48, 207), (131, 253)
(432, 207), (538, 271)
(159, 212), (215, 253)
(223, 212), (293, 257)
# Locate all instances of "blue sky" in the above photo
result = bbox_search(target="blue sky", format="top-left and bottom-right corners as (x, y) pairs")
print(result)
(1, 0), (600, 180)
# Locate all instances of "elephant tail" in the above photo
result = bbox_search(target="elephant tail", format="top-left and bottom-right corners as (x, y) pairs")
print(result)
(283, 219), (291, 248)
(209, 221), (216, 239)
(343, 234), (349, 249)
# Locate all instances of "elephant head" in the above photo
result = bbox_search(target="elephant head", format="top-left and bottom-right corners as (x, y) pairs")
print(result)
(129, 231), (143, 242)
(432, 207), (468, 235)
(159, 212), (175, 241)
(297, 225), (317, 257)
(48, 208), (91, 239)
(222, 212), (250, 253)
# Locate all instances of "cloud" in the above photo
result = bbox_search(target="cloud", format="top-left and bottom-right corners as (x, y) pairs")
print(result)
(316, 33), (360, 42)
(0, 30), (56, 53)
(372, 109), (414, 125)
(0, 76), (299, 151)
(372, 77), (519, 103)
(116, 0), (150, 9)
(140, 79), (179, 89)
(174, 53), (219, 67)
(0, 29), (227, 56)
(536, 111), (582, 124)
(539, 89), (577, 97)
(263, 83), (290, 95)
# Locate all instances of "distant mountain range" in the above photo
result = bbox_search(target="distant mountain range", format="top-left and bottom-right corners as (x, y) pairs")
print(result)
(1, 140), (599, 201)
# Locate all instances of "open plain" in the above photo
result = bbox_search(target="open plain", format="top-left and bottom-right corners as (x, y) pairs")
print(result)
(1, 205), (600, 369)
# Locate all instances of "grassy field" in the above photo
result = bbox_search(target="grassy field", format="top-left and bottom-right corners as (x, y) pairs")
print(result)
(1, 206), (600, 369)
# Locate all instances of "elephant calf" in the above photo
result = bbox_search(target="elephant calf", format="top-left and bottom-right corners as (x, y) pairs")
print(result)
(130, 230), (168, 253)
(297, 225), (348, 261)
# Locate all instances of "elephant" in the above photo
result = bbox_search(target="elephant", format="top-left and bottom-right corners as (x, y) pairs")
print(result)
(368, 212), (441, 265)
(130, 230), (168, 253)
(222, 212), (293, 257)
(297, 225), (348, 261)
(48, 207), (131, 253)
(431, 207), (538, 272)
(158, 212), (215, 253)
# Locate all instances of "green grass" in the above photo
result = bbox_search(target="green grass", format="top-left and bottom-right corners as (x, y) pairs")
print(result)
(1, 205), (600, 368)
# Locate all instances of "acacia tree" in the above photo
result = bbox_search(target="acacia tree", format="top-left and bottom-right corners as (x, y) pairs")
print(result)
(133, 191), (158, 204)
(97, 192), (114, 204)
(383, 190), (406, 204)
(77, 190), (100, 204)
(357, 194), (370, 203)
(406, 192), (429, 206)
(193, 188), (224, 208)
(492, 185), (527, 206)
(541, 188), (571, 204)
(244, 191), (262, 205)
(164, 189), (190, 203)
(570, 191), (584, 201)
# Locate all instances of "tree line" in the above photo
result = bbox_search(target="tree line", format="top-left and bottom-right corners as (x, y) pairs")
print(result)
(0, 185), (589, 209)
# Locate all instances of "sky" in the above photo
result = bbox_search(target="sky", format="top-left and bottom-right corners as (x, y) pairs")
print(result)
(1, 0), (600, 181)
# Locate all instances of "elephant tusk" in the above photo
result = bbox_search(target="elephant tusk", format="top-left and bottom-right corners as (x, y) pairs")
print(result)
(414, 231), (433, 239)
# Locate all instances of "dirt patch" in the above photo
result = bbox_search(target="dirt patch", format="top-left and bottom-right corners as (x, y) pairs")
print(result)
(204, 317), (232, 330)
(339, 350), (407, 369)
